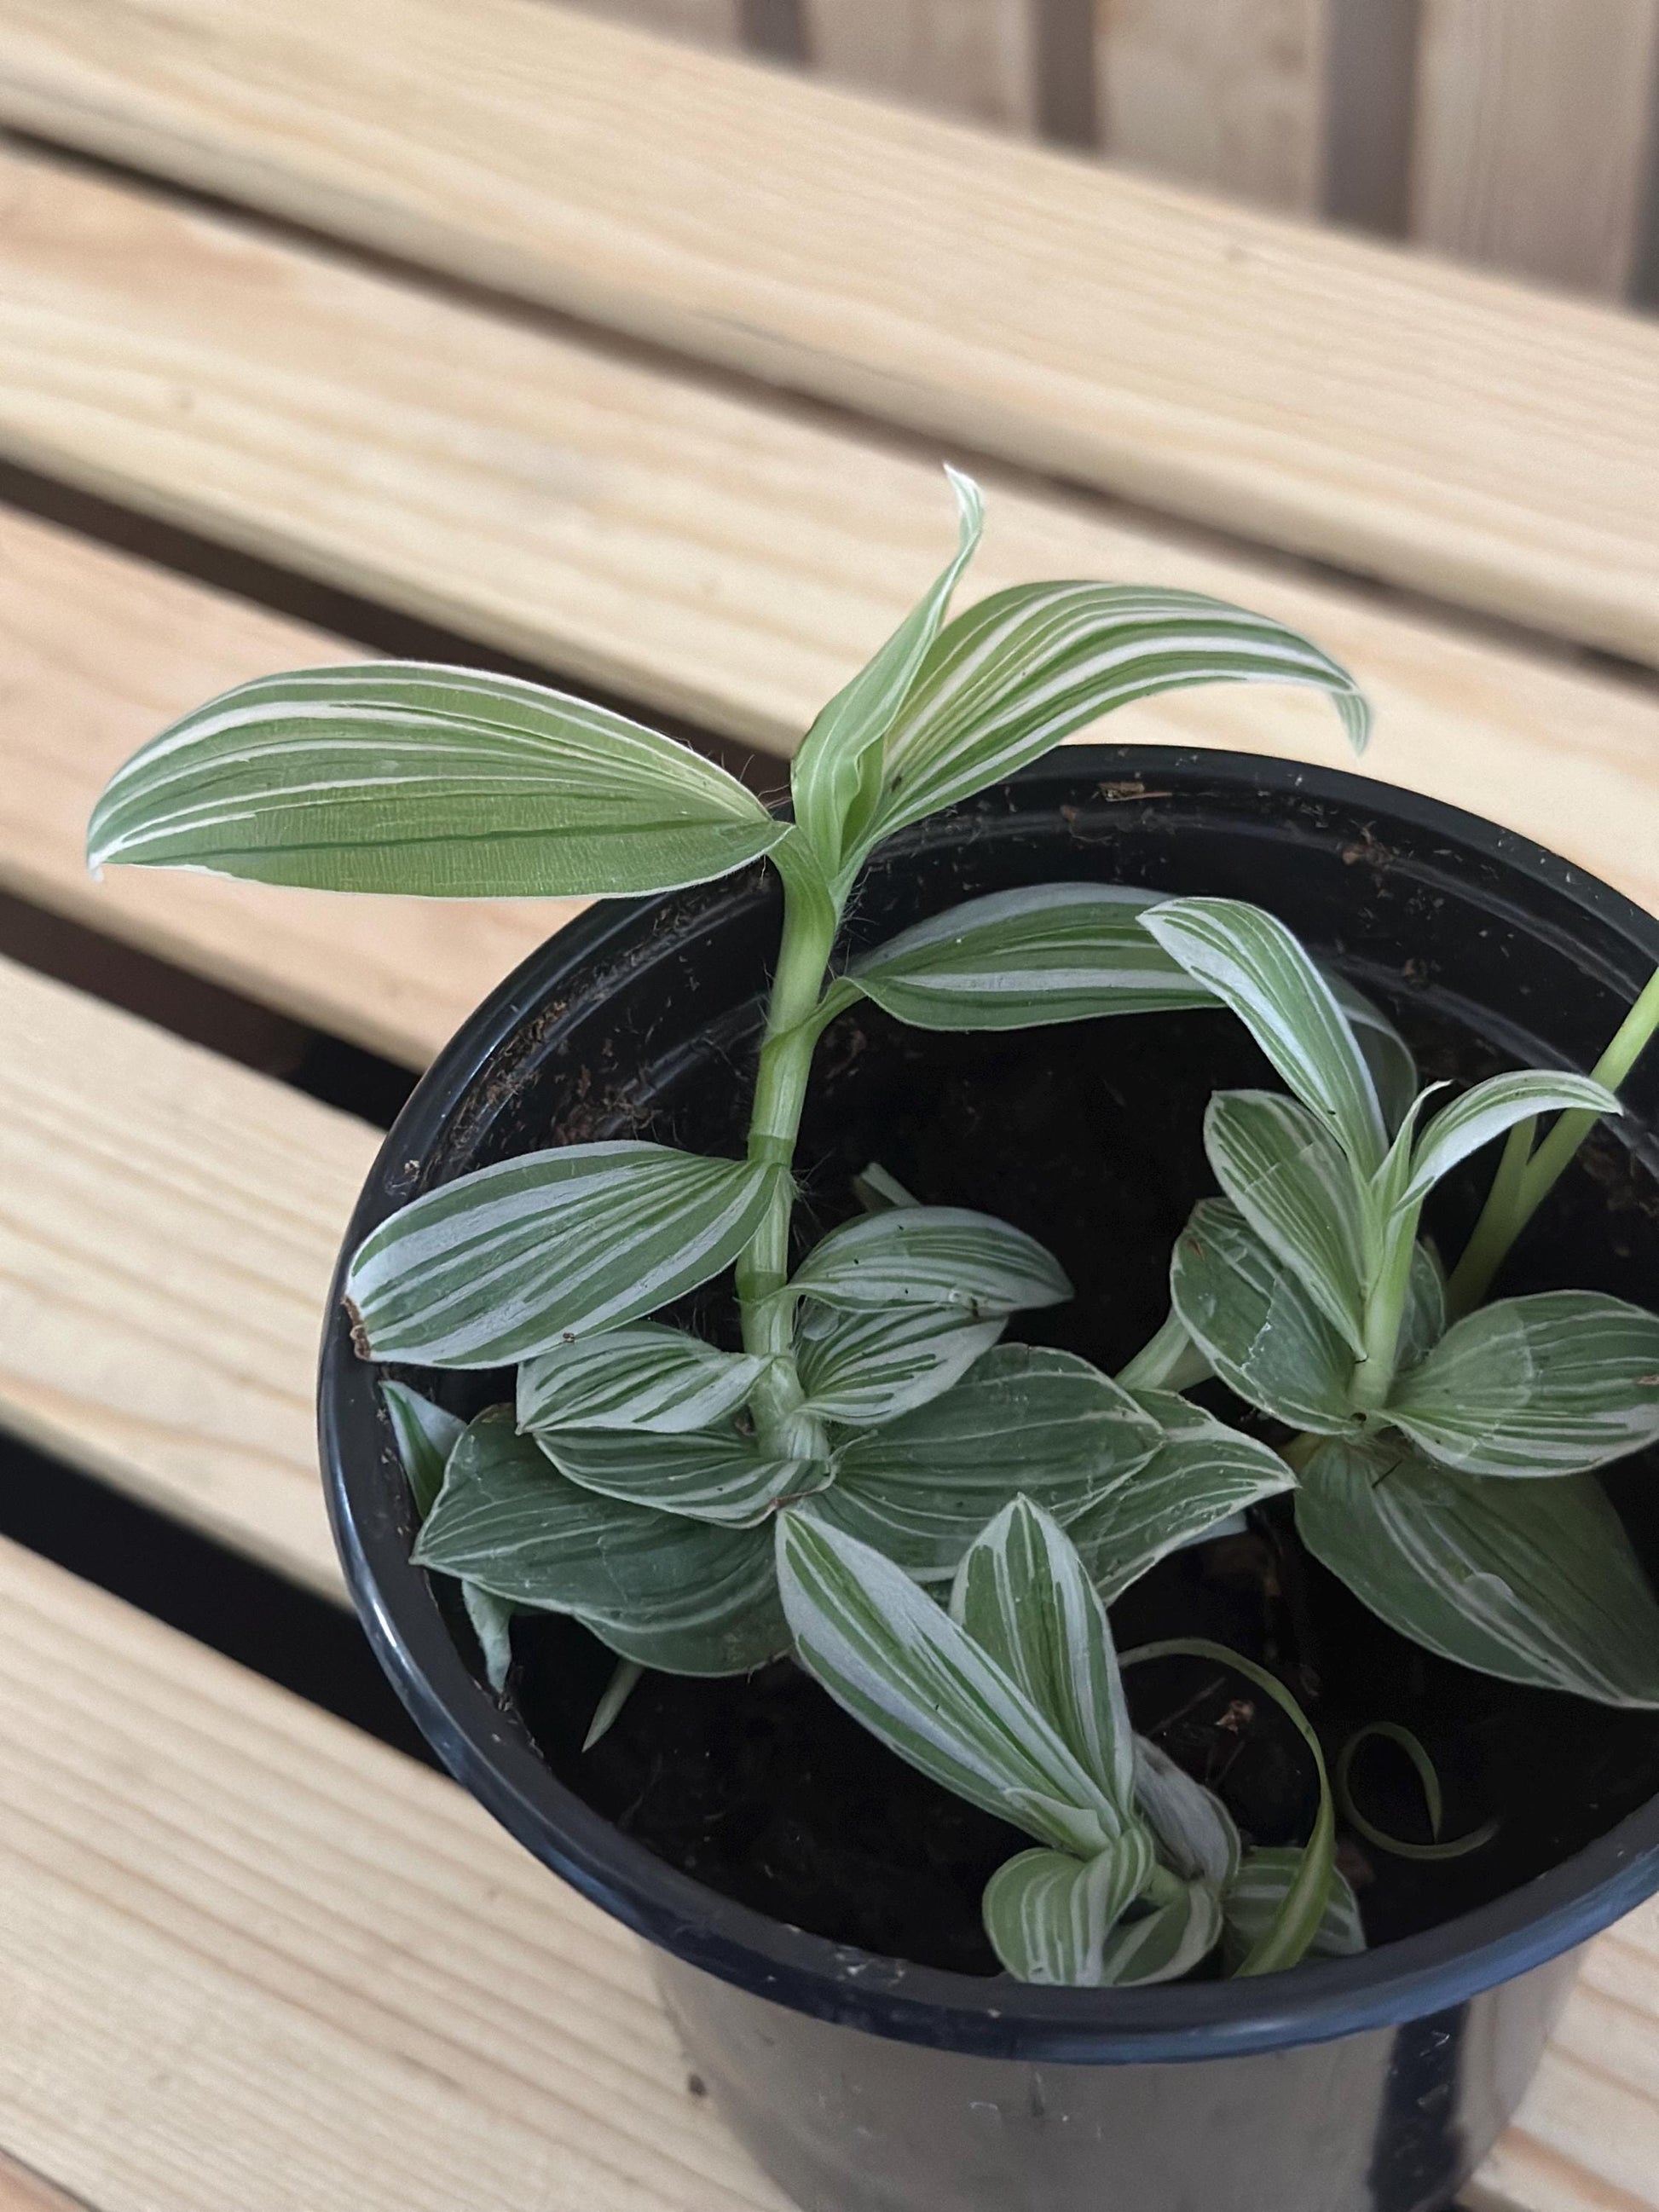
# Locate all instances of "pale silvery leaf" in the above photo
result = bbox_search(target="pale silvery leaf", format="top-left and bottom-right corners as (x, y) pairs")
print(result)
(1396, 1072), (1621, 1211)
(381, 1379), (465, 1517)
(461, 1582), (516, 1695)
(1398, 1243), (1448, 1372)
(1223, 1848), (1365, 1972)
(1142, 899), (1386, 1173)
(820, 1346), (1163, 1578)
(535, 1423), (828, 1526)
(1067, 1390), (1296, 1605)
(1204, 1090), (1368, 1354)
(863, 585), (1369, 851)
(87, 663), (783, 896)
(795, 1302), (1006, 1424)
(1328, 976), (1418, 1136)
(792, 469), (982, 874)
(1388, 1291), (1659, 1477)
(981, 1832), (1155, 1985)
(789, 1206), (1070, 1316)
(582, 1658), (645, 1751)
(517, 1324), (768, 1435)
(1296, 1434), (1659, 1707)
(775, 1510), (1121, 1852)
(1169, 1199), (1357, 1434)
(414, 1410), (785, 1675)
(1134, 1739), (1241, 1886)
(346, 1141), (777, 1367)
(847, 883), (1214, 1031)
(1095, 1880), (1224, 1987)
(951, 1497), (1136, 1808)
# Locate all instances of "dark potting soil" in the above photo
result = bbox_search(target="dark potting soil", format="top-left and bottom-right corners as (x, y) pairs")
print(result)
(497, 993), (1659, 1976)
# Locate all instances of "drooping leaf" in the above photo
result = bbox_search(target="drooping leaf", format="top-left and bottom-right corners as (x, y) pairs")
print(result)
(87, 663), (784, 896)
(1204, 1090), (1368, 1354)
(1133, 1739), (1241, 1886)
(535, 1423), (827, 1526)
(1169, 1199), (1357, 1433)
(461, 1582), (516, 1695)
(951, 1497), (1136, 1808)
(1336, 1723), (1500, 1863)
(820, 1346), (1163, 1578)
(861, 585), (1369, 852)
(847, 883), (1214, 1031)
(1066, 1389), (1296, 1604)
(792, 469), (982, 875)
(1296, 1434), (1659, 1707)
(381, 1379), (465, 1517)
(346, 1141), (777, 1367)
(1142, 899), (1386, 1173)
(981, 1833), (1155, 1985)
(516, 1324), (768, 1435)
(775, 1510), (1121, 1853)
(414, 1411), (785, 1675)
(788, 1206), (1070, 1316)
(582, 1658), (645, 1751)
(1394, 1072), (1621, 1213)
(1387, 1290), (1659, 1477)
(795, 1302), (1005, 1424)
(1095, 1880), (1224, 1987)
(1329, 976), (1418, 1136)
(1222, 1850), (1365, 1972)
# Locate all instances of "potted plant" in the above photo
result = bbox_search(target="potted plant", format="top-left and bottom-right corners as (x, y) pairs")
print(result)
(87, 476), (1659, 2212)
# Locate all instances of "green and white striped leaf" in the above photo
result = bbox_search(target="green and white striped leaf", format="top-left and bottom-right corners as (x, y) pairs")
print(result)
(795, 1302), (1005, 1425)
(951, 1497), (1136, 1808)
(820, 1346), (1163, 1579)
(1296, 1434), (1659, 1707)
(1399, 1243), (1448, 1372)
(1095, 1881), (1224, 1987)
(789, 1207), (1070, 1317)
(414, 1410), (785, 1675)
(87, 663), (783, 897)
(346, 1141), (776, 1367)
(1169, 1199), (1357, 1433)
(1066, 1390), (1297, 1605)
(1331, 977), (1418, 1136)
(1388, 1291), (1659, 1477)
(460, 1582), (517, 1696)
(775, 1510), (1120, 1853)
(1396, 1072), (1621, 1212)
(981, 1832), (1155, 1985)
(1204, 1090), (1368, 1354)
(862, 586), (1369, 852)
(1223, 1849), (1365, 1972)
(535, 1423), (827, 1526)
(847, 883), (1214, 1031)
(382, 1383), (515, 1692)
(792, 469), (982, 875)
(516, 1325), (767, 1436)
(1133, 1739), (1241, 1886)
(1142, 899), (1386, 1173)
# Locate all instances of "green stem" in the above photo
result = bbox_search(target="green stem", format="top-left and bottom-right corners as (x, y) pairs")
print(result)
(1350, 1210), (1419, 1412)
(1444, 1118), (1534, 1320)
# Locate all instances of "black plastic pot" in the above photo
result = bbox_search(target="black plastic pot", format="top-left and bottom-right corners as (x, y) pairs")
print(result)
(321, 746), (1659, 2212)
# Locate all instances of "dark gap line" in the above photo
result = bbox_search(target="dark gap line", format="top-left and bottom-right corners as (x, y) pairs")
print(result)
(740, 0), (808, 65)
(1032, 0), (1100, 151)
(1323, 0), (1422, 240)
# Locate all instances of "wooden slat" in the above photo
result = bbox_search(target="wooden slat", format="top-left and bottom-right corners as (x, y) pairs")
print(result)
(806, 0), (1039, 131)
(0, 2156), (83, 2212)
(1094, 0), (1328, 213)
(0, 507), (570, 1068)
(3, 4), (1656, 661)
(558, 0), (741, 42)
(1412, 0), (1659, 299)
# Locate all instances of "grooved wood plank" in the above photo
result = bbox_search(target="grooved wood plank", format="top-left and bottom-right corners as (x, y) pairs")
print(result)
(0, 6), (1656, 661)
(0, 506), (573, 1067)
(1095, 0), (1328, 212)
(8, 146), (1659, 929)
(1412, 0), (1659, 298)
(806, 0), (1039, 131)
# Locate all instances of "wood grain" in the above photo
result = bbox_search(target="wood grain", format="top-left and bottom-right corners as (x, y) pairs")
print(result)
(1413, 0), (1659, 298)
(1095, 0), (1328, 212)
(0, 4), (1657, 661)
(806, 0), (1039, 130)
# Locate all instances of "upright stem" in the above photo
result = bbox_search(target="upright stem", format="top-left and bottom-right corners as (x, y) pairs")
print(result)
(1350, 1210), (1419, 1412)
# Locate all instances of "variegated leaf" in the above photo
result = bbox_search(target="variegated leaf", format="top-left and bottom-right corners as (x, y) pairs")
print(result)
(346, 1141), (776, 1367)
(775, 1510), (1120, 1853)
(460, 1582), (516, 1695)
(863, 586), (1368, 851)
(535, 1423), (827, 1526)
(1067, 1390), (1296, 1605)
(1388, 1291), (1659, 1476)
(820, 1346), (1163, 1578)
(1296, 1434), (1659, 1707)
(981, 1832), (1155, 1985)
(87, 663), (783, 897)
(795, 1302), (1005, 1425)
(516, 1324), (767, 1435)
(1169, 1199), (1357, 1433)
(1142, 899), (1386, 1172)
(1330, 976), (1418, 1135)
(383, 1383), (515, 1691)
(1204, 1090), (1368, 1354)
(1223, 1849), (1365, 1971)
(1396, 1071), (1621, 1213)
(789, 1206), (1070, 1316)
(1095, 1880), (1224, 1987)
(413, 1410), (785, 1675)
(1134, 1739), (1241, 1886)
(951, 1497), (1136, 1808)
(1398, 1242), (1448, 1372)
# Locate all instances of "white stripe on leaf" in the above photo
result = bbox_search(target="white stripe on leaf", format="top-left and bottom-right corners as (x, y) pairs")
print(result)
(982, 1833), (1154, 1985)
(1170, 1199), (1358, 1434)
(788, 1206), (1070, 1315)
